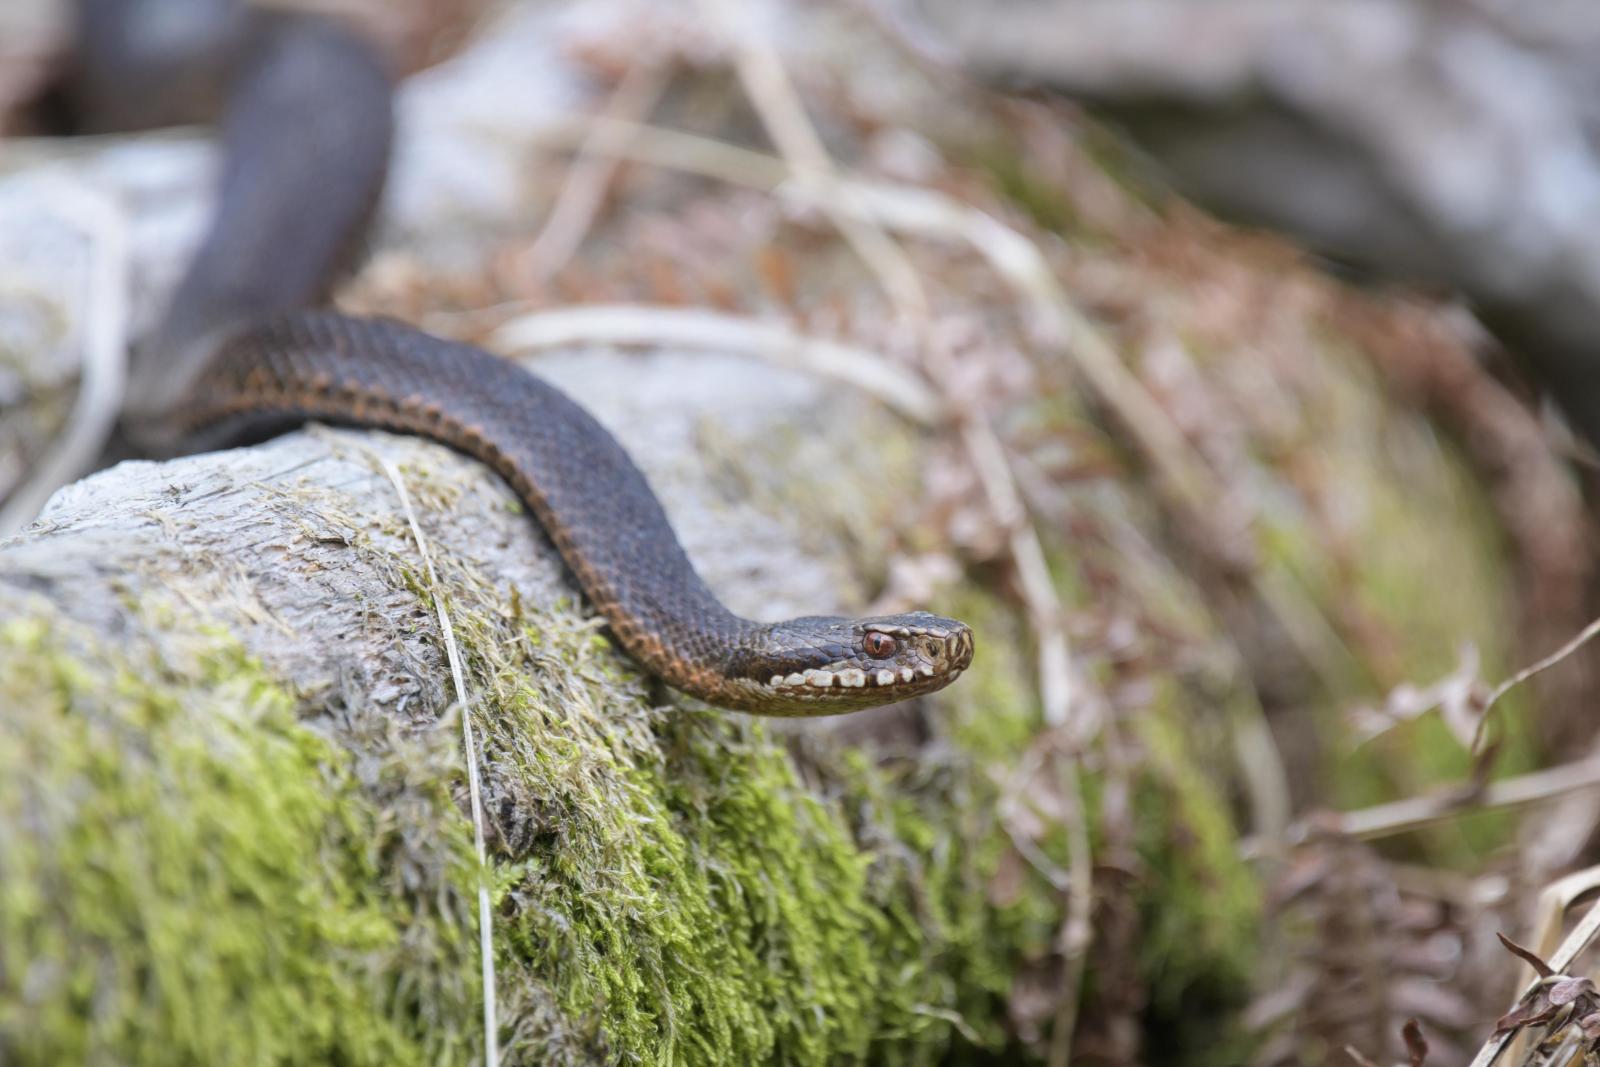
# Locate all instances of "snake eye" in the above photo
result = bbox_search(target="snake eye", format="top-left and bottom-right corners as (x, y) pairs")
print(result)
(863, 632), (896, 659)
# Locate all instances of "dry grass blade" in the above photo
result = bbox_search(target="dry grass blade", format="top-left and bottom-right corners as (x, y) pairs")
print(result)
(531, 116), (789, 189)
(919, 341), (1092, 1065)
(700, 0), (928, 323)
(926, 355), (1091, 1064)
(0, 182), (128, 538)
(1047, 754), (1094, 1067)
(1527, 868), (1600, 977)
(951, 407), (1077, 732)
(378, 456), (499, 1067)
(490, 303), (943, 424)
(1294, 757), (1600, 842)
(523, 59), (671, 283)
(1474, 616), (1600, 750)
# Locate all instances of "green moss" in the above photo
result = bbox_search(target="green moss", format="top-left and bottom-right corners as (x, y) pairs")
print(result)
(1132, 689), (1260, 1066)
(0, 467), (1268, 1067)
(440, 569), (1060, 1065)
(0, 615), (476, 1066)
(0, 555), (1072, 1067)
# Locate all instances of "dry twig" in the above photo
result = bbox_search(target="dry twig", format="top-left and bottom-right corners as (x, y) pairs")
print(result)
(1477, 617), (1600, 749)
(531, 116), (789, 189)
(1271, 757), (1600, 844)
(1355, 616), (1600, 759)
(1046, 754), (1093, 1067)
(491, 304), (942, 424)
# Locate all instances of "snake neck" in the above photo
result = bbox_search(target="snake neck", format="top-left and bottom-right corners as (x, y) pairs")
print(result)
(586, 595), (761, 706)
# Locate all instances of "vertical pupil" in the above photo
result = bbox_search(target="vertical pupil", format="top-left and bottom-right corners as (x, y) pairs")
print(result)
(868, 634), (894, 658)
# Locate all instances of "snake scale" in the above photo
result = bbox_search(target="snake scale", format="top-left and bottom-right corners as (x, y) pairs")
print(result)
(68, 0), (974, 715)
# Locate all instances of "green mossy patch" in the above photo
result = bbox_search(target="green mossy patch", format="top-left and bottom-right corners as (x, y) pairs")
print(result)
(0, 423), (1274, 1067)
(0, 615), (472, 1067)
(426, 554), (1062, 1064)
(1132, 691), (1261, 1066)
(0, 566), (1066, 1067)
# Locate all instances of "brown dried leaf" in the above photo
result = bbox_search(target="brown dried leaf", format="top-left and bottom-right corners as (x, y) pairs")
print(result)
(1402, 1018), (1428, 1067)
(1493, 995), (1558, 1036)
(1496, 932), (1555, 978)
(1548, 976), (1596, 1006)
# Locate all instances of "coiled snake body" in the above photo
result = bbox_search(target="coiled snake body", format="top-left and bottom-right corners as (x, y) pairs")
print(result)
(70, 1), (973, 715)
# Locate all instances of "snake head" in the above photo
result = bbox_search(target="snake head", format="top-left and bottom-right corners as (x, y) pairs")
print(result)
(734, 611), (975, 715)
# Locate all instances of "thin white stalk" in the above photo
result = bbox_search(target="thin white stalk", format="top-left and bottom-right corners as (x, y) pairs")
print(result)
(379, 457), (499, 1067)
(492, 303), (943, 425)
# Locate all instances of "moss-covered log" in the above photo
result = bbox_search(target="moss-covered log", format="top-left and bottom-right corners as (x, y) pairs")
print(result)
(0, 339), (1254, 1064)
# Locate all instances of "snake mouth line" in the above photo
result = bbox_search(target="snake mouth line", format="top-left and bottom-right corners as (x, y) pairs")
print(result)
(767, 664), (951, 690)
(763, 622), (973, 696)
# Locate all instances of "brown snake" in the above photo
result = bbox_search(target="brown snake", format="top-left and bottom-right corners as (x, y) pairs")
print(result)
(66, 0), (974, 715)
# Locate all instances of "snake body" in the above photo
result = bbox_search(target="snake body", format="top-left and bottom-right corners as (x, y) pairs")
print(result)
(73, 1), (973, 715)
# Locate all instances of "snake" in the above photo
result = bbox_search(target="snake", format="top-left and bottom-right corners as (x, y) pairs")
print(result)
(63, 0), (974, 716)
